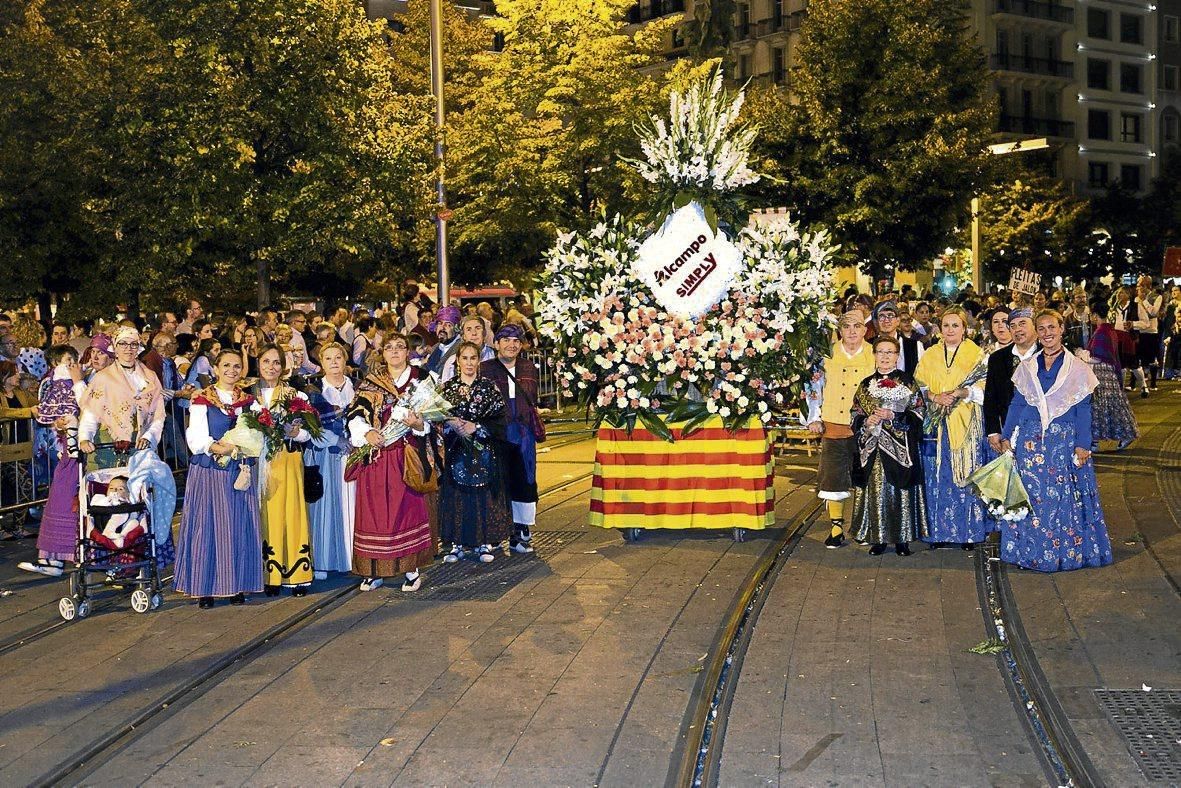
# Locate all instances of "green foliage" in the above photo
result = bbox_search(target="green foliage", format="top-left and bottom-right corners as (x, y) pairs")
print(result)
(446, 0), (677, 285)
(750, 0), (996, 276)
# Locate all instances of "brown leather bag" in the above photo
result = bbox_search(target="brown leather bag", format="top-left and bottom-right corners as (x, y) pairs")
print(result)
(402, 439), (439, 494)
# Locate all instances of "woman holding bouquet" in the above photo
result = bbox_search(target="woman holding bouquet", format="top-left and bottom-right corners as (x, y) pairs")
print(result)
(174, 350), (263, 608)
(346, 333), (433, 592)
(305, 343), (356, 575)
(914, 307), (990, 550)
(439, 342), (512, 563)
(251, 344), (325, 597)
(850, 337), (928, 555)
(998, 312), (1112, 572)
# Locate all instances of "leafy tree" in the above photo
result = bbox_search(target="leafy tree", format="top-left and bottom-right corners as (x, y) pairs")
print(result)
(971, 173), (1092, 284)
(754, 0), (996, 279)
(446, 0), (677, 285)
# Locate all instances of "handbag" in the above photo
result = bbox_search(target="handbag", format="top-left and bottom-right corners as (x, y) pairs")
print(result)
(303, 463), (324, 503)
(498, 360), (547, 443)
(403, 439), (439, 493)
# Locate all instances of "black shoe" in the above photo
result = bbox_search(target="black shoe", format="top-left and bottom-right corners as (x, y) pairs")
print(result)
(230, 593), (246, 605)
(264, 584), (280, 597)
(961, 543), (976, 552)
(824, 531), (845, 549)
(1141, 389), (1149, 399)
(895, 543), (912, 556)
(292, 586), (308, 597)
(868, 544), (887, 556)
(928, 541), (948, 550)
(198, 596), (215, 609)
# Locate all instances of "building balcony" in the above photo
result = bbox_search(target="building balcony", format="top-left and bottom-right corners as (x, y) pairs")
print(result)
(627, 0), (686, 24)
(998, 114), (1075, 137)
(992, 0), (1073, 25)
(990, 53), (1074, 79)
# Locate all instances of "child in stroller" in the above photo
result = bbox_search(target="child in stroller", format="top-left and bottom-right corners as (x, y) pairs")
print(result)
(88, 476), (146, 554)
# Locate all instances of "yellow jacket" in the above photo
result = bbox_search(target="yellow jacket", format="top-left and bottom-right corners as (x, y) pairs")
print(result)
(809, 342), (875, 434)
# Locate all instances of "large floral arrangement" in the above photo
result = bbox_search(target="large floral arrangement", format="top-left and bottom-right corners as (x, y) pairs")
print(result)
(538, 68), (836, 438)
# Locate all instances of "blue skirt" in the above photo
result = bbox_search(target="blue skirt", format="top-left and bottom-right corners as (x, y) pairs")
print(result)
(1001, 417), (1113, 572)
(920, 429), (991, 543)
(173, 459), (263, 597)
(306, 446), (354, 573)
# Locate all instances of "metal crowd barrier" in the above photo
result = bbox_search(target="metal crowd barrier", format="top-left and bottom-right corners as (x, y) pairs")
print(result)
(524, 348), (562, 410)
(0, 418), (55, 529)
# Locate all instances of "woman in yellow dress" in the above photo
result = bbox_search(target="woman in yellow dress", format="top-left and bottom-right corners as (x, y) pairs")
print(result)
(250, 344), (327, 596)
(913, 306), (990, 549)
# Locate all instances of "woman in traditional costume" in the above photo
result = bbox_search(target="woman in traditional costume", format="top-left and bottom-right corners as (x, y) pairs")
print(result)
(998, 311), (1112, 572)
(78, 327), (166, 472)
(850, 337), (929, 555)
(914, 307), (989, 549)
(1084, 302), (1138, 451)
(173, 350), (263, 608)
(346, 333), (433, 592)
(439, 342), (511, 563)
(250, 344), (322, 597)
(305, 343), (356, 576)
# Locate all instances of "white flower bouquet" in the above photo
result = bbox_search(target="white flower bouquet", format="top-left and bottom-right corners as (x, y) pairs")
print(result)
(345, 378), (452, 474)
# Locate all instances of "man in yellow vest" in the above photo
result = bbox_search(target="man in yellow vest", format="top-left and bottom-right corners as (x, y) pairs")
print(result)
(804, 310), (876, 548)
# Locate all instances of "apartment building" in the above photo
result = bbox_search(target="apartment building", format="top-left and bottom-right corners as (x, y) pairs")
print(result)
(1160, 0), (1181, 154)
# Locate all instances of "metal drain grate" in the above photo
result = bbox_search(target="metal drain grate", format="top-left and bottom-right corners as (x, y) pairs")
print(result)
(1094, 689), (1181, 783)
(409, 530), (585, 602)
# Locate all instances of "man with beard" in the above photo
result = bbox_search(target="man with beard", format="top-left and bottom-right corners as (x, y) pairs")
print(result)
(984, 307), (1040, 454)
(424, 306), (462, 376)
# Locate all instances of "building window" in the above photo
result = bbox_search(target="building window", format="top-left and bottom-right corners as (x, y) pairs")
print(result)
(1088, 58), (1111, 90)
(1121, 113), (1143, 143)
(1120, 63), (1143, 94)
(737, 4), (750, 38)
(1088, 8), (1110, 39)
(1088, 162), (1110, 188)
(1164, 113), (1179, 143)
(772, 47), (786, 84)
(1120, 13), (1144, 45)
(1120, 164), (1142, 191)
(737, 53), (751, 81)
(1166, 16), (1180, 44)
(1088, 109), (1111, 140)
(772, 0), (785, 28)
(1166, 65), (1179, 92)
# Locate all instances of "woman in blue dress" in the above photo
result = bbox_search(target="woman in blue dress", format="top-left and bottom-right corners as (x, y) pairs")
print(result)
(997, 311), (1113, 572)
(173, 350), (264, 607)
(304, 343), (355, 576)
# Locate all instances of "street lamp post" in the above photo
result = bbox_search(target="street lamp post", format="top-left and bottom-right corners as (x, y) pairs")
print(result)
(429, 0), (450, 307)
(971, 137), (1051, 292)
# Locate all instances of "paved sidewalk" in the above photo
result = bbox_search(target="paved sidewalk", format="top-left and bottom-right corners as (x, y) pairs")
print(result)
(718, 387), (1181, 788)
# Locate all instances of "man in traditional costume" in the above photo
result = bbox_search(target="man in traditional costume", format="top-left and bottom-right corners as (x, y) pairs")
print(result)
(481, 325), (542, 554)
(984, 307), (1040, 455)
(424, 306), (462, 377)
(872, 301), (924, 373)
(804, 310), (875, 548)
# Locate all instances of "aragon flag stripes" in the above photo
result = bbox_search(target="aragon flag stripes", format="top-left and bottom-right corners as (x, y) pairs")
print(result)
(590, 417), (775, 531)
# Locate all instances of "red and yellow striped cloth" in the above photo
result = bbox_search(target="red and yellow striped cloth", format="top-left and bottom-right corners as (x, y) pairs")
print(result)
(589, 416), (775, 531)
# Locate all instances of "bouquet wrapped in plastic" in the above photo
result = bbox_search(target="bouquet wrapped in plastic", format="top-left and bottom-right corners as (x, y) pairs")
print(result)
(218, 420), (265, 461)
(965, 451), (1030, 522)
(345, 377), (453, 475)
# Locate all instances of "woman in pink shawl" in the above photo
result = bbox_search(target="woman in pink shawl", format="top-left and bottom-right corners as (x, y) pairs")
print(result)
(78, 327), (165, 470)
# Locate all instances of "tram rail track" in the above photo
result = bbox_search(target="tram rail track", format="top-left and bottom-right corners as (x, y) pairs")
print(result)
(14, 469), (597, 787)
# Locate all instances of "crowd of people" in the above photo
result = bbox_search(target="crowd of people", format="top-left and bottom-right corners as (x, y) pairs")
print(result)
(0, 288), (548, 607)
(805, 273), (1177, 572)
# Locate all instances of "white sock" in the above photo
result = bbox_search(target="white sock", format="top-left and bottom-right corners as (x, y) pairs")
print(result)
(405, 570), (419, 582)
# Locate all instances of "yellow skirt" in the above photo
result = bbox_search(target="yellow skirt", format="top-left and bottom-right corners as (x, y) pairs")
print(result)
(590, 416), (774, 531)
(261, 447), (313, 586)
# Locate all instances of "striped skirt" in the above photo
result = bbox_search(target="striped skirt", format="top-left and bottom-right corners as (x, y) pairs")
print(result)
(173, 460), (263, 598)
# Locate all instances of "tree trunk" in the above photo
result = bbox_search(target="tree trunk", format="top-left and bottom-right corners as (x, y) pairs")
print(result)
(37, 290), (53, 339)
(257, 257), (270, 308)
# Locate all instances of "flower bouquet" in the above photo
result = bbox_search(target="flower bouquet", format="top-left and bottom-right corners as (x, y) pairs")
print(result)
(866, 377), (913, 413)
(241, 395), (324, 460)
(345, 378), (453, 475)
(965, 451), (1031, 522)
(216, 420), (265, 467)
(922, 356), (989, 436)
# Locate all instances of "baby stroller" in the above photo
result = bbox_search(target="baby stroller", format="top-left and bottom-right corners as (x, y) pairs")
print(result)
(58, 454), (165, 621)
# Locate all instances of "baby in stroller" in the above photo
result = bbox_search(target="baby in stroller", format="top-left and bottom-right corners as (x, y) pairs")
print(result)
(88, 476), (146, 552)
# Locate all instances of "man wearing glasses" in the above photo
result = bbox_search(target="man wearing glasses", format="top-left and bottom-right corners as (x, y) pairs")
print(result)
(177, 300), (203, 335)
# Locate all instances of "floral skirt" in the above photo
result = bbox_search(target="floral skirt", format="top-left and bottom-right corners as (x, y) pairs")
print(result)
(920, 431), (992, 543)
(1090, 362), (1138, 444)
(1000, 417), (1113, 573)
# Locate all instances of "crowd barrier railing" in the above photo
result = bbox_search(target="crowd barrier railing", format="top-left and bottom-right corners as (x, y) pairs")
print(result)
(0, 417), (55, 529)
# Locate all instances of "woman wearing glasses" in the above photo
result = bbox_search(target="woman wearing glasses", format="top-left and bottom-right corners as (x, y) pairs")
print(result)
(78, 327), (166, 470)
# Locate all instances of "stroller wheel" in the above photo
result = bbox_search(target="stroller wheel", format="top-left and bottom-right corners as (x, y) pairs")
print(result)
(76, 600), (91, 619)
(150, 593), (163, 610)
(131, 589), (151, 614)
(59, 597), (77, 621)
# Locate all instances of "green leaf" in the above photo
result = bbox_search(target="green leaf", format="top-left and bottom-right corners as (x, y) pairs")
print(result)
(967, 638), (1007, 655)
(704, 203), (719, 235)
(637, 408), (675, 443)
(673, 191), (694, 209)
(680, 408), (714, 438)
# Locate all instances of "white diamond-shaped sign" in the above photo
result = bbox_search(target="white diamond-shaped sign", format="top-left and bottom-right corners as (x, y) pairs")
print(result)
(634, 202), (742, 318)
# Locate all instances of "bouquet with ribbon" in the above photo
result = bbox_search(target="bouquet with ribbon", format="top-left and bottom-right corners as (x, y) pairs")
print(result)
(965, 451), (1031, 522)
(345, 378), (453, 475)
(241, 394), (324, 460)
